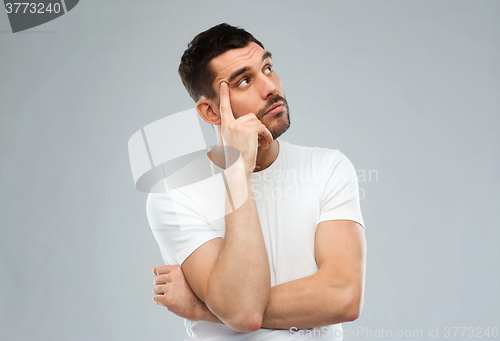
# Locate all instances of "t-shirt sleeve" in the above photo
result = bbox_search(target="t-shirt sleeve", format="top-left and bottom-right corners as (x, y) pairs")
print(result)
(146, 179), (223, 265)
(317, 151), (365, 229)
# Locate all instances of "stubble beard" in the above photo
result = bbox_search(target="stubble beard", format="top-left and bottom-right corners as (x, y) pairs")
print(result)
(258, 94), (291, 140)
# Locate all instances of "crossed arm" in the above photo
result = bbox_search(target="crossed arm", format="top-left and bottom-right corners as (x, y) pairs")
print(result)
(153, 217), (366, 331)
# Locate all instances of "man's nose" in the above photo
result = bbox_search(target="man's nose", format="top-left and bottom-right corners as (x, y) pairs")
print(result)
(258, 74), (278, 100)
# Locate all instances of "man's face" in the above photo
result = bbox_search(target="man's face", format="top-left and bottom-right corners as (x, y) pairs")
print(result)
(210, 42), (290, 140)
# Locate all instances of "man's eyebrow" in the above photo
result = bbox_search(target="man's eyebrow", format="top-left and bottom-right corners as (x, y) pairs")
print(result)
(262, 51), (272, 62)
(227, 51), (273, 83)
(228, 67), (250, 83)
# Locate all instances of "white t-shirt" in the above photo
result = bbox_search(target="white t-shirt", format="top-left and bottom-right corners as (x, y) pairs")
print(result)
(146, 140), (365, 340)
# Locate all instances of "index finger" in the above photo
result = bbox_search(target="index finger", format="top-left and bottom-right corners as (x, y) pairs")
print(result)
(219, 82), (235, 125)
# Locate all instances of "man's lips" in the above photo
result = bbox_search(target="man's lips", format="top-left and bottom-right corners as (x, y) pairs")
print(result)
(265, 102), (285, 116)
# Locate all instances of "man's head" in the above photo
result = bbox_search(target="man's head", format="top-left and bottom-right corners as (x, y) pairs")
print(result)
(179, 23), (290, 140)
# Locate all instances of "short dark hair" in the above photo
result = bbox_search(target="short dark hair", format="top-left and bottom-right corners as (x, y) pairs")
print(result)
(179, 23), (264, 102)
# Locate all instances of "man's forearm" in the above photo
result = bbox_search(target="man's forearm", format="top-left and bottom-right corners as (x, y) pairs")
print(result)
(205, 175), (270, 330)
(197, 269), (356, 330)
(261, 269), (357, 329)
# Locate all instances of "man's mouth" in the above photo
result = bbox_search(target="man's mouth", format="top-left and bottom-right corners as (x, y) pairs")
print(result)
(265, 101), (285, 116)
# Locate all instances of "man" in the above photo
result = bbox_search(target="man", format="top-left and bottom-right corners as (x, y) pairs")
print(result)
(147, 23), (366, 340)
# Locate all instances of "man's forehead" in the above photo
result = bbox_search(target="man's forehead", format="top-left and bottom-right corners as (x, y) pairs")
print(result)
(211, 42), (270, 83)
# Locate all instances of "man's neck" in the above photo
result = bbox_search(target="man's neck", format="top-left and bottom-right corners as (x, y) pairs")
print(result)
(254, 140), (280, 172)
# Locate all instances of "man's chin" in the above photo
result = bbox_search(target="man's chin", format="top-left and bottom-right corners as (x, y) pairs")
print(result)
(267, 111), (290, 140)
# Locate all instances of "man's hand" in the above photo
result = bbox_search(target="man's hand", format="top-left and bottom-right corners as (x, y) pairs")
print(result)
(152, 265), (206, 321)
(219, 82), (273, 175)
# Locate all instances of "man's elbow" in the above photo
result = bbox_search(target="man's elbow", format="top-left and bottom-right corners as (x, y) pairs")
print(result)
(342, 291), (363, 322)
(225, 312), (263, 333)
(343, 304), (361, 322)
(205, 294), (265, 332)
(205, 296), (264, 332)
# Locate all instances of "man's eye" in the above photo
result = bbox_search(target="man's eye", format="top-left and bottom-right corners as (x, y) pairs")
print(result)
(238, 79), (249, 87)
(264, 65), (273, 73)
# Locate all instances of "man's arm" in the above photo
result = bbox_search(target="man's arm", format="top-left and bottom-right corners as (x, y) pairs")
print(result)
(261, 219), (366, 329)
(153, 82), (274, 333)
(154, 219), (366, 329)
(180, 187), (270, 332)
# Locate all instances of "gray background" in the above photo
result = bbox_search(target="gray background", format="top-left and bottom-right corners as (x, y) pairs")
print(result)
(1, 0), (498, 340)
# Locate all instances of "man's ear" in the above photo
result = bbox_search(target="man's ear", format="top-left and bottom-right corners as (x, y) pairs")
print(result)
(196, 98), (221, 126)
